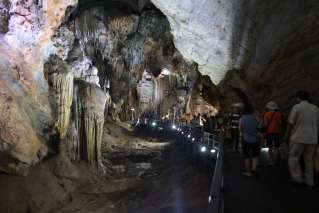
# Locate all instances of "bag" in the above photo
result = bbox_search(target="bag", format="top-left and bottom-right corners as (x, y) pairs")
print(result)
(258, 122), (266, 133)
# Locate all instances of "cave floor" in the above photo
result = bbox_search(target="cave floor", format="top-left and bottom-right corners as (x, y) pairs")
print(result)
(57, 142), (214, 213)
(224, 147), (319, 213)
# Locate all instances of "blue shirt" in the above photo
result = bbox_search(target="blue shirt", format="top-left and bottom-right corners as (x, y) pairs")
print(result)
(239, 114), (259, 143)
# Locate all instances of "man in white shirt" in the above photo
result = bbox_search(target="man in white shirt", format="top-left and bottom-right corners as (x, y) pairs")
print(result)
(285, 90), (319, 186)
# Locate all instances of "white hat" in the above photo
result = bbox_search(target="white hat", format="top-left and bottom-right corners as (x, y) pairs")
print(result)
(231, 102), (244, 108)
(266, 101), (278, 110)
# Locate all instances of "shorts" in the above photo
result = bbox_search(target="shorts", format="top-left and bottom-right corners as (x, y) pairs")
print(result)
(242, 142), (260, 158)
(266, 133), (281, 148)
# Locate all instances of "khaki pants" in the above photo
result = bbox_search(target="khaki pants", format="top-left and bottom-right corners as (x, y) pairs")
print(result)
(288, 143), (316, 185)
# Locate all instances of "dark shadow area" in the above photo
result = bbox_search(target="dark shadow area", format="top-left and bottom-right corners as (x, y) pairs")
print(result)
(224, 144), (319, 213)
(227, 0), (319, 109)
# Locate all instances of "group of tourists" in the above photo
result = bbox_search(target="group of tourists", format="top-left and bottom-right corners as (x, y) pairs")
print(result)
(227, 90), (319, 187)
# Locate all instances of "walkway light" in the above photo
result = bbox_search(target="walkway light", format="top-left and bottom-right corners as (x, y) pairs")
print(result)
(172, 124), (177, 130)
(152, 121), (157, 127)
(187, 134), (191, 138)
(181, 132), (184, 134)
(210, 149), (216, 154)
(261, 147), (269, 153)
(201, 146), (207, 152)
(192, 138), (195, 142)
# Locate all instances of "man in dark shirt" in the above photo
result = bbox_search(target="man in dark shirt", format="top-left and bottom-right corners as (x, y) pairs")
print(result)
(229, 105), (241, 151)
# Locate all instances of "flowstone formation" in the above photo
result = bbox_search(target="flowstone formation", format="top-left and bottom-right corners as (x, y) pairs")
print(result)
(46, 56), (74, 139)
(72, 80), (106, 166)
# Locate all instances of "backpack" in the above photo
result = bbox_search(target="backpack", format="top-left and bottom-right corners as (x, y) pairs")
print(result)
(259, 112), (276, 134)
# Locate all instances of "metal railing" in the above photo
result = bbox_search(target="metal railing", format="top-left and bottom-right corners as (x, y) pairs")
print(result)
(207, 133), (224, 213)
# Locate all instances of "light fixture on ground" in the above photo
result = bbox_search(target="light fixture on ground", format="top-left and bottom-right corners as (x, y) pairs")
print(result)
(152, 121), (157, 127)
(210, 149), (216, 154)
(187, 134), (191, 138)
(181, 132), (184, 134)
(201, 146), (207, 152)
(172, 124), (177, 130)
(261, 147), (269, 153)
(192, 138), (195, 142)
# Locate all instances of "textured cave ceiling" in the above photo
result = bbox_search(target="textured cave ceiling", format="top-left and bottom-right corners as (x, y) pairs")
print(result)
(68, 0), (319, 88)
(72, 0), (251, 84)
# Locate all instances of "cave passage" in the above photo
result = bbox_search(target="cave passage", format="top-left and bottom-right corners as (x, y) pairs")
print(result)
(2, 0), (319, 213)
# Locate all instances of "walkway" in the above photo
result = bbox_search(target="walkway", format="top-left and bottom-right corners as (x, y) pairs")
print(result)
(224, 147), (319, 213)
(135, 143), (214, 213)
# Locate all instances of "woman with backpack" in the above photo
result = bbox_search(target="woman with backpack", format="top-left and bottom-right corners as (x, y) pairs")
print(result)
(263, 101), (283, 165)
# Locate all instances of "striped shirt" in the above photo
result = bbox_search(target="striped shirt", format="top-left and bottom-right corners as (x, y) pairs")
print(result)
(229, 112), (241, 129)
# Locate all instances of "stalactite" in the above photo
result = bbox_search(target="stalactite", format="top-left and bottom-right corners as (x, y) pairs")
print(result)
(75, 8), (107, 56)
(51, 72), (74, 139)
(73, 80), (106, 167)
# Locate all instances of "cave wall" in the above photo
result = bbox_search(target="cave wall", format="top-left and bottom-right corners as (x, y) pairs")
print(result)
(0, 0), (77, 175)
(151, 0), (319, 112)
(247, 0), (319, 111)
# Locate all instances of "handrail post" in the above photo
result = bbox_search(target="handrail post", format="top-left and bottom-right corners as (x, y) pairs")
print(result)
(207, 133), (224, 213)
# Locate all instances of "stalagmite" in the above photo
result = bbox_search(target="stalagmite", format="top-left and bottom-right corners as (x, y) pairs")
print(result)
(72, 80), (107, 167)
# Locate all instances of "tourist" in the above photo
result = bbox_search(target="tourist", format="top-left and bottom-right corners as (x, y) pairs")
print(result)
(228, 104), (242, 151)
(285, 90), (319, 186)
(264, 101), (282, 165)
(239, 104), (261, 177)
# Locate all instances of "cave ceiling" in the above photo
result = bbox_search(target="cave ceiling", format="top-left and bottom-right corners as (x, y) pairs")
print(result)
(73, 0), (254, 84)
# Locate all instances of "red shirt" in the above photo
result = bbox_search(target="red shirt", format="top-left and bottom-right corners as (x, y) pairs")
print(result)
(264, 111), (282, 134)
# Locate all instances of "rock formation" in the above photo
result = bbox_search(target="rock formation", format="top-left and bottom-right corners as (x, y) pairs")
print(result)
(72, 80), (106, 166)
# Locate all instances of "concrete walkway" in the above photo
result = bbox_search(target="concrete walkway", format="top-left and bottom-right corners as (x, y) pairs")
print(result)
(224, 148), (319, 213)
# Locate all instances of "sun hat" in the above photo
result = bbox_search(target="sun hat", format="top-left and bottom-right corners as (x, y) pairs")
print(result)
(231, 102), (244, 108)
(266, 101), (278, 110)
